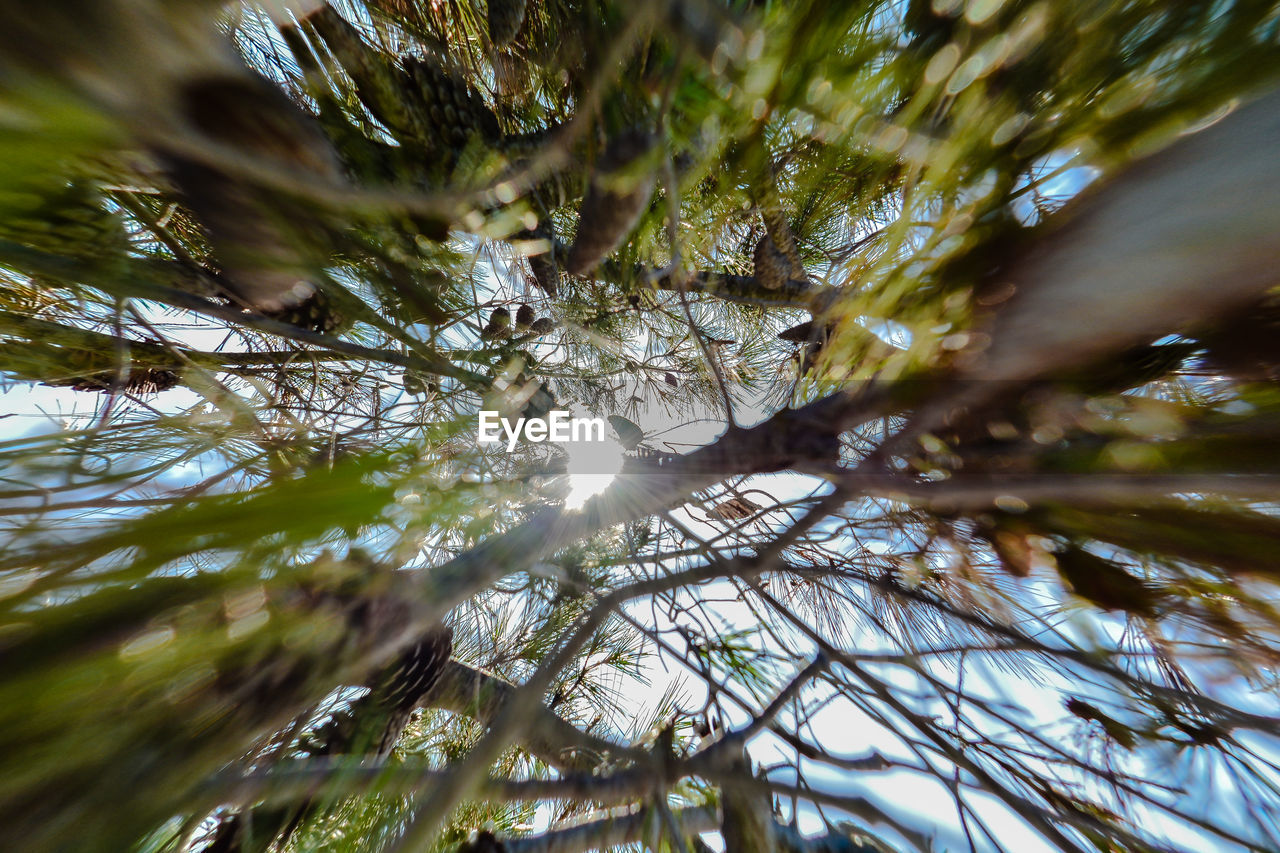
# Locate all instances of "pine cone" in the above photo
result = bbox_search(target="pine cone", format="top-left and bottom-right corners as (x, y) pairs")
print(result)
(523, 221), (562, 296)
(709, 496), (761, 521)
(990, 530), (1035, 578)
(405, 56), (501, 165)
(761, 209), (805, 279)
(527, 253), (559, 295)
(359, 626), (455, 753)
(515, 303), (536, 329)
(754, 162), (807, 282)
(529, 316), (556, 335)
(1055, 546), (1159, 617)
(82, 363), (180, 394)
(971, 514), (1038, 578)
(209, 626), (454, 853)
(261, 289), (347, 335)
(487, 0), (528, 49)
(307, 625), (455, 756)
(303, 5), (434, 146)
(777, 320), (818, 342)
(753, 234), (793, 290)
(481, 307), (512, 339)
(777, 319), (828, 375)
(67, 367), (181, 396)
(782, 319), (898, 379)
(566, 130), (657, 276)
(166, 74), (341, 313)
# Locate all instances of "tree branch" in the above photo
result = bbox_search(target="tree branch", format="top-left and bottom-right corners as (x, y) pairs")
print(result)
(653, 269), (826, 308)
(464, 806), (888, 853)
(425, 660), (649, 773)
(501, 806), (717, 853)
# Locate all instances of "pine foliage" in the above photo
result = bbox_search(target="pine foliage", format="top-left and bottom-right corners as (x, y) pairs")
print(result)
(1, 2), (1280, 853)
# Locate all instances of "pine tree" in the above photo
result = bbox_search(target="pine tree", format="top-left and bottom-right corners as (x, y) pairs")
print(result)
(2, 2), (1280, 853)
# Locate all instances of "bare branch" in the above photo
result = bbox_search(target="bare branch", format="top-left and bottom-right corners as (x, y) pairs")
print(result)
(426, 660), (648, 773)
(502, 806), (717, 853)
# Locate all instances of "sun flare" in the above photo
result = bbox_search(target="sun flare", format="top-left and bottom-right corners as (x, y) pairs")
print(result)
(562, 437), (625, 510)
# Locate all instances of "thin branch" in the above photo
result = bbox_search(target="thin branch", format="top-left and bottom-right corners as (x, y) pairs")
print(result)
(502, 806), (717, 853)
(425, 660), (650, 772)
